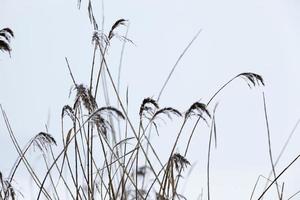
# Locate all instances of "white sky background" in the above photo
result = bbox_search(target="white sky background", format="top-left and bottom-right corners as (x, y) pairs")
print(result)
(0, 0), (300, 199)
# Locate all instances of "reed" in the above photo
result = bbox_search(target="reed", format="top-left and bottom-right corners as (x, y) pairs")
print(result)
(0, 1), (298, 200)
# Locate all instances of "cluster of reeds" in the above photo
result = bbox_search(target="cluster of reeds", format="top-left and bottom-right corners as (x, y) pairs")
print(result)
(1, 1), (300, 200)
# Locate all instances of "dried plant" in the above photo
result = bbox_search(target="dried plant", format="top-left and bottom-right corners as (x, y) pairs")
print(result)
(152, 107), (182, 121)
(93, 106), (125, 120)
(185, 102), (210, 120)
(136, 166), (148, 177)
(92, 31), (109, 49)
(139, 97), (159, 119)
(239, 72), (265, 88)
(0, 28), (14, 55)
(0, 177), (16, 200)
(33, 132), (57, 152)
(75, 84), (97, 112)
(61, 105), (75, 121)
(171, 153), (190, 172)
(88, 0), (98, 30)
(3, 1), (298, 200)
(89, 106), (124, 138)
(108, 19), (127, 40)
(90, 113), (110, 137)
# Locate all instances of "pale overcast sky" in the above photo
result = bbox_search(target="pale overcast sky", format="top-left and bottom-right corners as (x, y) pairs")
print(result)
(0, 0), (300, 199)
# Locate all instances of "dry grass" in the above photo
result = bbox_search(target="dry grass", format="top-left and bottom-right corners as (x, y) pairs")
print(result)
(0, 28), (14, 56)
(0, 1), (300, 200)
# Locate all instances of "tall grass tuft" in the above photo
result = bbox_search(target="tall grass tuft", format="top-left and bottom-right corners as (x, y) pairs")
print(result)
(2, 1), (300, 200)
